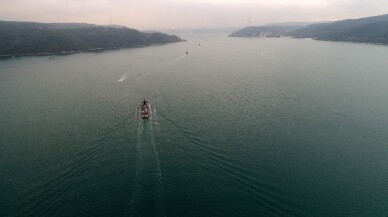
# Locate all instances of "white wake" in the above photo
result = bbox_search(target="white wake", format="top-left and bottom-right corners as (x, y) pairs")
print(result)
(118, 74), (128, 82)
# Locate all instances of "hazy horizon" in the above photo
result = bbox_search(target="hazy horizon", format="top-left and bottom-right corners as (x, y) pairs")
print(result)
(1, 0), (388, 30)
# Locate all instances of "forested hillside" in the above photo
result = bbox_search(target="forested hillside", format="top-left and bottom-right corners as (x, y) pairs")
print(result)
(0, 21), (183, 56)
(230, 14), (388, 45)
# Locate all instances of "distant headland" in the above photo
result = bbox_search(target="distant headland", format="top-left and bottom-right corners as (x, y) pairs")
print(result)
(230, 14), (388, 45)
(0, 21), (184, 58)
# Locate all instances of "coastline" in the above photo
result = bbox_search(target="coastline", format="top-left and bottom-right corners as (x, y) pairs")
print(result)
(229, 35), (388, 47)
(0, 41), (185, 60)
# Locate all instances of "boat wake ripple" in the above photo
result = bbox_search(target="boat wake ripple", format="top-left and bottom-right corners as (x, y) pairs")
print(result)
(162, 116), (306, 216)
(129, 110), (165, 217)
(118, 74), (128, 82)
(170, 54), (186, 63)
(10, 116), (132, 217)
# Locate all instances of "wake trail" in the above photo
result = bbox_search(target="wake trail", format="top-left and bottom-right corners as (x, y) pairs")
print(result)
(129, 108), (165, 217)
(118, 74), (128, 82)
(129, 118), (144, 211)
(150, 114), (163, 182)
(150, 108), (166, 217)
(171, 54), (186, 63)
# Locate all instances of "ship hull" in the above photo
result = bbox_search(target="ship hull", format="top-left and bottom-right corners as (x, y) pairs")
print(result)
(140, 102), (150, 119)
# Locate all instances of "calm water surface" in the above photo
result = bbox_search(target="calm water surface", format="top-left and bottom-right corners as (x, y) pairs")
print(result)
(1, 34), (388, 216)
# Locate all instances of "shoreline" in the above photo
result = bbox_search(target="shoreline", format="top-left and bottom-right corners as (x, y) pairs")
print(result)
(0, 40), (185, 60)
(229, 35), (388, 47)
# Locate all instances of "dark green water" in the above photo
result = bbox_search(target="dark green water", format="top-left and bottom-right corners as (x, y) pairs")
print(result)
(1, 34), (388, 217)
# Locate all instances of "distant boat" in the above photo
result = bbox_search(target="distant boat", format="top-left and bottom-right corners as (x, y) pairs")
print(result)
(140, 99), (150, 119)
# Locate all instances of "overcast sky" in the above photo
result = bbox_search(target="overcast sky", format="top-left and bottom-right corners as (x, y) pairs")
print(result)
(1, 0), (387, 29)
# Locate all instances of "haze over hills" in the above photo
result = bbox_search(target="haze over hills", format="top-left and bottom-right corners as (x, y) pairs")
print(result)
(2, 13), (388, 58)
(264, 22), (331, 27)
(230, 25), (302, 38)
(0, 21), (183, 57)
(230, 14), (388, 45)
(290, 14), (388, 44)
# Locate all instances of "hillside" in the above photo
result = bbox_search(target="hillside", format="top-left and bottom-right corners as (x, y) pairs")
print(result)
(230, 25), (302, 38)
(290, 14), (388, 44)
(230, 14), (388, 45)
(0, 21), (183, 57)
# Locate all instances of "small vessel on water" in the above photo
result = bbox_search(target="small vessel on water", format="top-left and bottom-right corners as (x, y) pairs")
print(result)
(140, 99), (150, 119)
